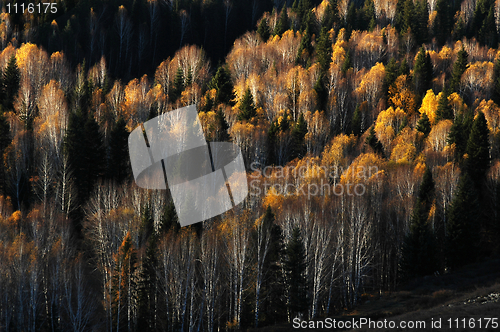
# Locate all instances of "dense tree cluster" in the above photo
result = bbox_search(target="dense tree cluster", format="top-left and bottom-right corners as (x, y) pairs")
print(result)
(0, 0), (500, 331)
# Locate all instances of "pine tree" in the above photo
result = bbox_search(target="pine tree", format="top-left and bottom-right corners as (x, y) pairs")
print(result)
(171, 66), (184, 101)
(366, 126), (384, 157)
(209, 65), (234, 105)
(108, 117), (130, 183)
(237, 88), (257, 121)
(83, 114), (106, 195)
(434, 0), (453, 45)
(479, 6), (497, 47)
(2, 55), (20, 111)
(401, 200), (438, 279)
(436, 90), (453, 120)
(351, 104), (362, 136)
(492, 57), (500, 105)
(274, 5), (289, 36)
(464, 111), (490, 182)
(137, 235), (158, 331)
(446, 174), (480, 270)
(0, 107), (11, 195)
(257, 18), (271, 42)
(316, 27), (332, 75)
(341, 49), (352, 74)
(216, 109), (231, 141)
(284, 227), (308, 318)
(160, 201), (180, 233)
(416, 112), (431, 137)
(414, 0), (429, 45)
(413, 46), (433, 96)
(291, 113), (307, 159)
(259, 206), (286, 324)
(449, 46), (468, 93)
(296, 27), (312, 66)
(384, 58), (399, 96)
(447, 109), (473, 161)
(401, 167), (438, 279)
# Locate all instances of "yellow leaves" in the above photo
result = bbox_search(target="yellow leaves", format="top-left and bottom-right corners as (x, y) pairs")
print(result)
(374, 106), (406, 149)
(356, 62), (385, 106)
(448, 92), (466, 115)
(476, 99), (500, 133)
(340, 153), (385, 185)
(419, 89), (439, 125)
(321, 134), (356, 169)
(390, 127), (417, 164)
(262, 186), (284, 212)
(389, 75), (418, 114)
(8, 210), (22, 225)
(426, 120), (453, 152)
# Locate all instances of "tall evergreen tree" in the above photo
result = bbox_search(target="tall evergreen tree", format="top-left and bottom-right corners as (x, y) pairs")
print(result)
(291, 113), (308, 159)
(434, 0), (453, 44)
(436, 89), (453, 121)
(274, 5), (289, 36)
(351, 104), (362, 136)
(446, 174), (480, 270)
(257, 18), (271, 42)
(137, 234), (158, 331)
(2, 55), (20, 111)
(237, 88), (257, 121)
(0, 107), (10, 195)
(366, 126), (384, 157)
(160, 201), (180, 233)
(449, 46), (468, 93)
(413, 46), (433, 96)
(209, 65), (235, 105)
(171, 66), (184, 101)
(258, 206), (286, 325)
(416, 112), (431, 137)
(464, 111), (490, 183)
(315, 27), (332, 75)
(108, 117), (130, 183)
(447, 109), (474, 161)
(492, 56), (500, 105)
(284, 227), (308, 319)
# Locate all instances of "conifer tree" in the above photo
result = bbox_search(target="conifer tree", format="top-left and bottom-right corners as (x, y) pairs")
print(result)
(366, 126), (384, 157)
(209, 65), (234, 105)
(0, 107), (10, 195)
(257, 18), (271, 42)
(384, 58), (399, 96)
(284, 227), (308, 319)
(108, 117), (130, 183)
(413, 46), (433, 96)
(465, 111), (490, 183)
(171, 66), (184, 101)
(291, 113), (308, 159)
(436, 90), (453, 120)
(237, 88), (257, 121)
(216, 109), (231, 141)
(274, 5), (289, 36)
(316, 27), (332, 75)
(2, 55), (20, 111)
(449, 46), (468, 93)
(401, 167), (438, 279)
(493, 57), (500, 105)
(416, 112), (431, 137)
(160, 201), (180, 233)
(447, 109), (473, 161)
(446, 174), (480, 270)
(296, 27), (313, 66)
(351, 104), (362, 136)
(434, 0), (453, 44)
(259, 206), (286, 324)
(137, 234), (158, 331)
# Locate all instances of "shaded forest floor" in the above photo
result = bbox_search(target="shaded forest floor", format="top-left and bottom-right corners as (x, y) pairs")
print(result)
(248, 258), (500, 331)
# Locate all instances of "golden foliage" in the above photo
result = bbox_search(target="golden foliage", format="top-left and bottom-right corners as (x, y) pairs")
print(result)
(419, 89), (439, 125)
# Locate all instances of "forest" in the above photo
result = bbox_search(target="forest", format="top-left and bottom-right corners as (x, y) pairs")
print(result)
(0, 0), (499, 331)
